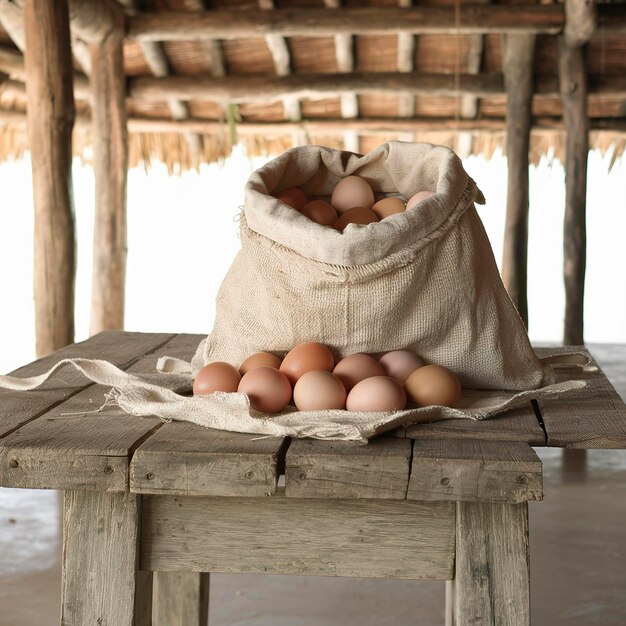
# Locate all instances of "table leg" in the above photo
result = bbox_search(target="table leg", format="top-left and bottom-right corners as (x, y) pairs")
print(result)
(153, 571), (210, 626)
(452, 501), (531, 626)
(61, 490), (152, 626)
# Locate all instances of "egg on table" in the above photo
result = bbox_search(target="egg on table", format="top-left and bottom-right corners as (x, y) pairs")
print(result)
(238, 366), (292, 413)
(300, 200), (337, 226)
(334, 207), (379, 231)
(193, 362), (241, 395)
(346, 376), (406, 412)
(379, 350), (425, 385)
(333, 353), (385, 392)
(331, 176), (375, 214)
(239, 352), (282, 375)
(293, 370), (347, 411)
(404, 364), (462, 408)
(279, 341), (335, 385)
(275, 187), (307, 210)
(371, 197), (405, 220)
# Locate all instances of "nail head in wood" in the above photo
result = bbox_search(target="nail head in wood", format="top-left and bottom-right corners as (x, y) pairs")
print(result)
(104, 465), (114, 474)
(9, 459), (19, 468)
(146, 471), (155, 480)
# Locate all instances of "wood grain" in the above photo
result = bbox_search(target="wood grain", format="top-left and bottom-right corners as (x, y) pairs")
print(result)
(535, 347), (626, 448)
(62, 490), (150, 626)
(453, 501), (530, 625)
(141, 495), (455, 580)
(0, 331), (175, 440)
(0, 333), (199, 491)
(153, 572), (209, 626)
(24, 0), (76, 357)
(131, 423), (285, 497)
(501, 33), (535, 325)
(285, 437), (411, 500)
(407, 439), (542, 503)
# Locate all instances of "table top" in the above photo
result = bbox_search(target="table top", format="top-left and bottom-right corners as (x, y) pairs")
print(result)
(0, 332), (624, 503)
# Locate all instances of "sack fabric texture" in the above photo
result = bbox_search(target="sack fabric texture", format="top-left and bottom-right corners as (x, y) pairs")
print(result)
(0, 142), (585, 441)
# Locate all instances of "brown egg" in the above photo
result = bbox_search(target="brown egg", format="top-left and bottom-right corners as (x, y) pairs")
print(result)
(379, 350), (425, 385)
(331, 176), (375, 214)
(371, 197), (405, 220)
(333, 353), (386, 392)
(346, 376), (406, 412)
(293, 370), (347, 411)
(334, 207), (379, 232)
(238, 367), (292, 413)
(193, 362), (241, 395)
(280, 342), (335, 385)
(239, 352), (282, 375)
(275, 187), (307, 210)
(406, 190), (434, 211)
(405, 365), (462, 408)
(300, 200), (337, 226)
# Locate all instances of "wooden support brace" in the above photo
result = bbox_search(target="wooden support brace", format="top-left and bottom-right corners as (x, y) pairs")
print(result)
(501, 34), (535, 327)
(23, 0), (77, 357)
(153, 572), (210, 626)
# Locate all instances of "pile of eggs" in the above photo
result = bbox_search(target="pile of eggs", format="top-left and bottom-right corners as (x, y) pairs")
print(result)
(193, 342), (462, 414)
(274, 176), (433, 232)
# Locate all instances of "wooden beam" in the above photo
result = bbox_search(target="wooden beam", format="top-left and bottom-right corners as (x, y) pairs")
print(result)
(397, 0), (416, 120)
(89, 19), (128, 335)
(501, 34), (535, 327)
(560, 1), (591, 346)
(68, 0), (124, 43)
(128, 5), (565, 41)
(24, 0), (76, 357)
(565, 0), (596, 46)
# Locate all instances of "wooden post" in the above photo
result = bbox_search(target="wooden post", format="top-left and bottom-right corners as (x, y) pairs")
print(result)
(153, 572), (210, 626)
(88, 13), (128, 335)
(560, 0), (594, 346)
(501, 34), (535, 327)
(23, 0), (76, 357)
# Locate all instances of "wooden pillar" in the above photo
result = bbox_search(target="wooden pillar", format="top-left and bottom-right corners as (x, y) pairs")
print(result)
(501, 34), (535, 328)
(560, 0), (595, 346)
(23, 0), (76, 357)
(89, 16), (128, 335)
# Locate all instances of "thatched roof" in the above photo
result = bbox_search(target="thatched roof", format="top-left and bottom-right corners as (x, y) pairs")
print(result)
(1, 0), (626, 171)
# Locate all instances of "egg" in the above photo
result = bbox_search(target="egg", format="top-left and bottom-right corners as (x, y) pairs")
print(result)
(293, 370), (347, 411)
(239, 352), (282, 375)
(280, 342), (335, 385)
(238, 366), (292, 413)
(379, 350), (425, 384)
(333, 353), (386, 392)
(334, 207), (379, 232)
(300, 200), (337, 226)
(331, 176), (375, 214)
(275, 187), (307, 210)
(404, 364), (462, 408)
(371, 197), (405, 220)
(406, 190), (434, 211)
(193, 362), (241, 395)
(346, 376), (406, 412)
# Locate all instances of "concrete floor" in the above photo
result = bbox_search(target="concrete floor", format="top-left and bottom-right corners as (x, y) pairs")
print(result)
(1, 344), (625, 625)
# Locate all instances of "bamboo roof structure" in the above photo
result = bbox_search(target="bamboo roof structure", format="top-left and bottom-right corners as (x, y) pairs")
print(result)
(1, 0), (626, 171)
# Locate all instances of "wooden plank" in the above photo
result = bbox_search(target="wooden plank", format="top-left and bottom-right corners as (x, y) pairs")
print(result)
(501, 33), (535, 326)
(89, 24), (128, 335)
(453, 501), (530, 625)
(0, 331), (175, 440)
(141, 494), (455, 580)
(24, 0), (76, 357)
(534, 346), (626, 448)
(62, 490), (151, 626)
(131, 423), (285, 497)
(128, 6), (566, 41)
(153, 572), (209, 626)
(398, 405), (546, 445)
(407, 439), (542, 503)
(559, 38), (589, 345)
(285, 437), (411, 500)
(0, 333), (199, 491)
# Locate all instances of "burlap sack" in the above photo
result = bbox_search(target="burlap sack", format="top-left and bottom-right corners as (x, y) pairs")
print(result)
(202, 141), (553, 391)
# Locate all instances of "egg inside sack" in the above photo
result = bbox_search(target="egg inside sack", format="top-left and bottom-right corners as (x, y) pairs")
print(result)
(404, 364), (462, 408)
(379, 350), (425, 384)
(193, 362), (241, 396)
(293, 370), (347, 411)
(300, 200), (337, 226)
(371, 197), (405, 220)
(346, 376), (406, 412)
(334, 207), (379, 231)
(239, 352), (282, 375)
(275, 187), (307, 210)
(238, 367), (292, 413)
(333, 353), (385, 392)
(331, 176), (375, 214)
(406, 190), (434, 211)
(279, 342), (335, 385)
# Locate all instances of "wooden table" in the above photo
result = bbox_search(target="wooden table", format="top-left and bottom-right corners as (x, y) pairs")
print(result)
(1, 332), (625, 626)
